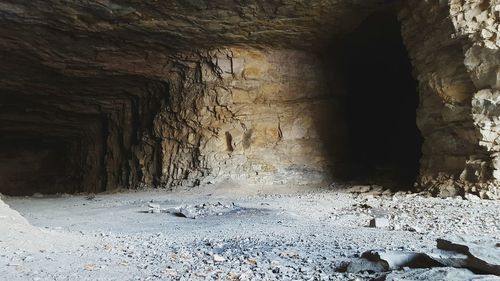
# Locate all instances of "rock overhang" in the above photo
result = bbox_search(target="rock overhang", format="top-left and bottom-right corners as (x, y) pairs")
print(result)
(0, 0), (499, 198)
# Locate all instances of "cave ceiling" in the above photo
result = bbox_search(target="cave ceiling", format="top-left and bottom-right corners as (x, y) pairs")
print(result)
(0, 0), (385, 81)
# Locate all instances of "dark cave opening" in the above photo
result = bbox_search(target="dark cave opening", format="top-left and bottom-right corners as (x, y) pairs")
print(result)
(0, 91), (97, 196)
(331, 12), (423, 188)
(0, 74), (169, 196)
(0, 136), (82, 196)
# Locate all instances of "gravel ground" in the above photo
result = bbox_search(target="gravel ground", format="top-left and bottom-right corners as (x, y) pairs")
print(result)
(0, 184), (499, 280)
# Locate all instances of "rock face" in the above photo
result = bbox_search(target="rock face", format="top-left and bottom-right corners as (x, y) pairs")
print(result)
(0, 1), (499, 195)
(156, 49), (340, 187)
(399, 0), (500, 197)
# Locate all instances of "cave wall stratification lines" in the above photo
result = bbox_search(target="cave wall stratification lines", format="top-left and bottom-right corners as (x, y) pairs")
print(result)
(0, 0), (499, 198)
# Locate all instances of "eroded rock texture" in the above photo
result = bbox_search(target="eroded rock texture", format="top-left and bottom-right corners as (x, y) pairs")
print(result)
(399, 1), (485, 194)
(399, 0), (500, 197)
(0, 0), (499, 196)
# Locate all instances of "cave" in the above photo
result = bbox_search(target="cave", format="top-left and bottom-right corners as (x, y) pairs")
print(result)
(0, 2), (493, 197)
(0, 68), (169, 196)
(0, 1), (499, 280)
(331, 12), (423, 188)
(0, 136), (80, 196)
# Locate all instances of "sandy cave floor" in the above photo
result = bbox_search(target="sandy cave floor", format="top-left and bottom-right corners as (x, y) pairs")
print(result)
(0, 183), (499, 281)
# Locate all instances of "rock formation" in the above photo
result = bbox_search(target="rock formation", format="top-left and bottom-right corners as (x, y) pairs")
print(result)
(0, 0), (498, 197)
(400, 0), (499, 197)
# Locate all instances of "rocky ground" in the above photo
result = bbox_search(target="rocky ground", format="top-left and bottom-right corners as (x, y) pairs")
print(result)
(0, 183), (499, 280)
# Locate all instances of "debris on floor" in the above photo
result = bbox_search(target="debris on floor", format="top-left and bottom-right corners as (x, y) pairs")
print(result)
(213, 254), (226, 262)
(173, 202), (240, 219)
(436, 237), (500, 275)
(342, 237), (500, 278)
(147, 203), (161, 213)
(2, 189), (498, 280)
(143, 202), (242, 219)
(384, 267), (500, 281)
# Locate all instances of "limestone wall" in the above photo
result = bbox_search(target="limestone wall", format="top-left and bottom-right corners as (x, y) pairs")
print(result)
(109, 2), (500, 195)
(154, 49), (341, 187)
(1, 0), (499, 196)
(399, 0), (500, 197)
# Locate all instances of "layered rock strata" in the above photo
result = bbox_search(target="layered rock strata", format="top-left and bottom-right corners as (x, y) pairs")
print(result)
(399, 0), (499, 197)
(0, 0), (499, 196)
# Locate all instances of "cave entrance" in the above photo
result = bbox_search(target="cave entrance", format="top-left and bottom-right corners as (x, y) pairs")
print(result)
(0, 136), (82, 196)
(331, 11), (423, 188)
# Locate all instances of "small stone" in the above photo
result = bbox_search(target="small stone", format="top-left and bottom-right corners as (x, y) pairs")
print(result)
(239, 271), (253, 281)
(163, 268), (176, 277)
(227, 272), (239, 280)
(464, 193), (481, 201)
(23, 256), (34, 262)
(213, 254), (225, 262)
(479, 191), (492, 199)
(369, 217), (390, 228)
(245, 258), (257, 265)
(83, 264), (96, 271)
(404, 225), (423, 233)
(485, 40), (497, 49)
(148, 203), (161, 213)
(148, 203), (160, 209)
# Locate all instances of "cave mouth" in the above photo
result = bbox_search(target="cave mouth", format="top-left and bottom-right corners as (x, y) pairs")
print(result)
(0, 75), (169, 197)
(332, 11), (423, 188)
(0, 136), (82, 196)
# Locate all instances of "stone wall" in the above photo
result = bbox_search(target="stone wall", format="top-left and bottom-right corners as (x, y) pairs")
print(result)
(154, 48), (341, 187)
(151, 1), (500, 194)
(1, 0), (499, 197)
(451, 0), (500, 186)
(399, 0), (500, 198)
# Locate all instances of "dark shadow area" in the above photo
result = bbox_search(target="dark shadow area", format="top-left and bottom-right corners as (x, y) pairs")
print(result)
(0, 71), (169, 196)
(0, 137), (82, 196)
(323, 11), (423, 188)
